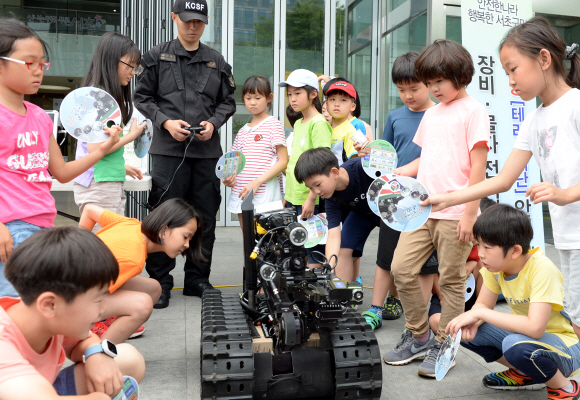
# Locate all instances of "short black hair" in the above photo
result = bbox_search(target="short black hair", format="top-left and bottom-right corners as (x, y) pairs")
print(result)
(242, 75), (273, 112)
(286, 103), (302, 128)
(294, 147), (339, 184)
(5, 227), (119, 305)
(392, 52), (421, 85)
(473, 204), (533, 256)
(0, 18), (50, 61)
(479, 197), (497, 212)
(415, 39), (475, 89)
(142, 198), (206, 262)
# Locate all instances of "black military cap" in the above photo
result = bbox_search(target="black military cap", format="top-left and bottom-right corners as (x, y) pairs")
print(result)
(172, 0), (208, 24)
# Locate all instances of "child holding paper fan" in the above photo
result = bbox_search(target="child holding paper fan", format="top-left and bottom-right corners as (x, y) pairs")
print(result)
(73, 32), (147, 231)
(0, 18), (121, 298)
(222, 76), (288, 225)
(382, 40), (489, 378)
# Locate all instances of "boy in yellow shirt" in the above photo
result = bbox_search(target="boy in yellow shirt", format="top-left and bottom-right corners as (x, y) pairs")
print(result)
(447, 204), (580, 399)
(325, 81), (359, 163)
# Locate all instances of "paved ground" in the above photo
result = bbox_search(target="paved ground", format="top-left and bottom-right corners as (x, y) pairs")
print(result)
(51, 192), (567, 399)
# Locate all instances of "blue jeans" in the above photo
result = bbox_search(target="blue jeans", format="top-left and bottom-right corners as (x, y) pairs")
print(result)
(0, 220), (43, 297)
(461, 322), (580, 383)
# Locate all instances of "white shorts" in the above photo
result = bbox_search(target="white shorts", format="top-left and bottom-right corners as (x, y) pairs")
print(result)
(227, 178), (282, 214)
(560, 249), (580, 326)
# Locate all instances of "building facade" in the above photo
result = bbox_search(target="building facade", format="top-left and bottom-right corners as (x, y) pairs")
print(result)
(2, 0), (579, 230)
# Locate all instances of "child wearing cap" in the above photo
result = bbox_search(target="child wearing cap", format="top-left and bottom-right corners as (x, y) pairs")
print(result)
(279, 69), (332, 266)
(325, 81), (359, 164)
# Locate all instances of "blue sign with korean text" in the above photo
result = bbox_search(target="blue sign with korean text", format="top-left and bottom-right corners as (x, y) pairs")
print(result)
(461, 0), (544, 251)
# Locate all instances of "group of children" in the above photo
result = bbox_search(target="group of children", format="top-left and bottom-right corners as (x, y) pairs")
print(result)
(1, 12), (580, 400)
(0, 17), (210, 398)
(291, 16), (580, 400)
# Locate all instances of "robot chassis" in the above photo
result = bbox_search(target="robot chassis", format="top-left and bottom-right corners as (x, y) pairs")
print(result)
(200, 192), (382, 399)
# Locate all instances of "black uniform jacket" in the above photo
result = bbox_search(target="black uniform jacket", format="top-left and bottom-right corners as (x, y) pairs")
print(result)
(134, 39), (236, 158)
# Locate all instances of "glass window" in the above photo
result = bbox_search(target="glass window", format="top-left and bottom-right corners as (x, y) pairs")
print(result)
(285, 0), (324, 74)
(379, 13), (427, 133)
(389, 0), (408, 12)
(446, 16), (462, 44)
(230, 0), (276, 222)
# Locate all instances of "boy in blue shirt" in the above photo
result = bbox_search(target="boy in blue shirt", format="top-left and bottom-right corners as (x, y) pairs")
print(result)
(356, 52), (437, 329)
(294, 148), (379, 283)
(447, 204), (580, 399)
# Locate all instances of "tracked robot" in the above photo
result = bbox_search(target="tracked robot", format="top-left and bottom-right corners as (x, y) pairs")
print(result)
(200, 192), (382, 399)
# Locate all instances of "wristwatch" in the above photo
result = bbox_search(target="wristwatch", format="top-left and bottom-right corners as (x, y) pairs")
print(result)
(83, 340), (118, 363)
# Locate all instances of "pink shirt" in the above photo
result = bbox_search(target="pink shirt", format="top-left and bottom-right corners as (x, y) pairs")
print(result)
(414, 96), (490, 220)
(0, 297), (81, 385)
(230, 116), (286, 196)
(0, 102), (56, 227)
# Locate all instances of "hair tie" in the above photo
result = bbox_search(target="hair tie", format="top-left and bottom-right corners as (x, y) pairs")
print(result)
(566, 43), (579, 60)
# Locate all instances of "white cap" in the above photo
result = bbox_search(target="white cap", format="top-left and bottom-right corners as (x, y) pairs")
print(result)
(278, 69), (319, 90)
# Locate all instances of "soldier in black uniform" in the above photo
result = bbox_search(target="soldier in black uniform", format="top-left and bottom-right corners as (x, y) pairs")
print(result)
(134, 0), (236, 308)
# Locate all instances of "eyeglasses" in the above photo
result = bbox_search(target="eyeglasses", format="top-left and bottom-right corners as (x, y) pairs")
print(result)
(118, 59), (143, 75)
(0, 57), (51, 71)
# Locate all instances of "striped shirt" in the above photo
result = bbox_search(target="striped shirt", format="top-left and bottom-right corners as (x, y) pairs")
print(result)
(230, 116), (286, 196)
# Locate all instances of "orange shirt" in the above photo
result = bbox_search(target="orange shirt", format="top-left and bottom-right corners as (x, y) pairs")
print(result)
(0, 297), (83, 385)
(96, 210), (148, 293)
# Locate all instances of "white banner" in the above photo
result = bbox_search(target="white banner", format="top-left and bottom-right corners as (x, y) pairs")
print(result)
(461, 0), (545, 250)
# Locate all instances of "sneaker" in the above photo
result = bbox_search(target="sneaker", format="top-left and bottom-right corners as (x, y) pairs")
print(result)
(355, 276), (363, 287)
(417, 340), (454, 378)
(129, 325), (146, 339)
(90, 321), (109, 338)
(548, 380), (580, 399)
(383, 329), (435, 365)
(483, 368), (546, 391)
(362, 310), (382, 331)
(90, 318), (146, 340)
(383, 296), (403, 320)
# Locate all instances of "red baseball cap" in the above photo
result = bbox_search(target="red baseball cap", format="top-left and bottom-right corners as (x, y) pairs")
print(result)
(325, 81), (357, 101)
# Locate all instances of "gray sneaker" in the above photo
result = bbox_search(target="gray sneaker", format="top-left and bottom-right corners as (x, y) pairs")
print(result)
(383, 329), (435, 365)
(417, 340), (456, 378)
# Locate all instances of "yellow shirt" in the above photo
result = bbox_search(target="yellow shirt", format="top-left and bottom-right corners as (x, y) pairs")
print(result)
(331, 119), (357, 161)
(481, 248), (578, 347)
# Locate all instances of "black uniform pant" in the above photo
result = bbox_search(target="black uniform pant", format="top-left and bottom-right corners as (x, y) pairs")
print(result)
(146, 154), (221, 290)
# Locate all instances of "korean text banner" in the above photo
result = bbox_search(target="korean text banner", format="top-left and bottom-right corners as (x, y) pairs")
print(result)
(461, 0), (544, 250)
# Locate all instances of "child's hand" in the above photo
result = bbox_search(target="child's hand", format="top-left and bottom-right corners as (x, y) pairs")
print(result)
(465, 260), (478, 276)
(125, 164), (143, 180)
(301, 198), (315, 219)
(84, 353), (124, 396)
(446, 310), (479, 337)
(457, 213), (477, 243)
(317, 74), (332, 85)
(99, 125), (122, 153)
(354, 142), (371, 158)
(419, 193), (449, 213)
(0, 223), (13, 264)
(460, 323), (479, 342)
(526, 181), (569, 206)
(127, 117), (147, 141)
(240, 179), (262, 200)
(222, 175), (236, 188)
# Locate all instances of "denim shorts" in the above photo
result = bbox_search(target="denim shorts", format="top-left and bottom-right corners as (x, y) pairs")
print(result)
(0, 220), (43, 297)
(53, 364), (77, 395)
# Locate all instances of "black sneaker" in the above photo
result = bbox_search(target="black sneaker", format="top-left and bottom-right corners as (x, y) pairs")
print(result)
(383, 296), (403, 320)
(183, 282), (215, 298)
